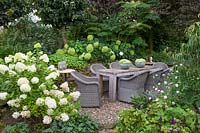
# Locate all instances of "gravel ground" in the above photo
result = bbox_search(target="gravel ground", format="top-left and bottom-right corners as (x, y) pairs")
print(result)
(80, 93), (132, 131)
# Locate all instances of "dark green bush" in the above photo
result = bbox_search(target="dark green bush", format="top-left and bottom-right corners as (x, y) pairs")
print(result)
(49, 53), (88, 71)
(43, 114), (98, 133)
(3, 122), (30, 133)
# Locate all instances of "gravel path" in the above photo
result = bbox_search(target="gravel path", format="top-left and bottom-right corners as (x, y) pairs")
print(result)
(80, 94), (132, 131)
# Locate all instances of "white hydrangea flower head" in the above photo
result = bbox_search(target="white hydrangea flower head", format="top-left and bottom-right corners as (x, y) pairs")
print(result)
(36, 98), (44, 106)
(60, 113), (69, 122)
(8, 64), (15, 70)
(20, 84), (31, 93)
(163, 96), (167, 99)
(48, 65), (56, 71)
(39, 84), (47, 90)
(12, 112), (20, 119)
(19, 94), (27, 99)
(14, 52), (28, 62)
(45, 97), (57, 109)
(60, 82), (69, 92)
(50, 90), (64, 98)
(31, 77), (39, 84)
(59, 98), (68, 105)
(34, 43), (41, 49)
(119, 51), (124, 56)
(43, 90), (50, 95)
(7, 99), (20, 108)
(70, 91), (80, 101)
(5, 56), (12, 64)
(21, 110), (31, 118)
(27, 65), (37, 72)
(15, 62), (27, 73)
(17, 77), (29, 86)
(0, 64), (9, 74)
(43, 115), (52, 124)
(39, 54), (49, 63)
(9, 70), (17, 76)
(0, 92), (8, 100)
(45, 72), (59, 80)
(175, 84), (179, 88)
(23, 106), (28, 110)
(52, 85), (58, 89)
(47, 109), (53, 115)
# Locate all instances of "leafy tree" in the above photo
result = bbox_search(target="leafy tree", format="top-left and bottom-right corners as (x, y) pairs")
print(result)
(0, 0), (30, 27)
(34, 0), (89, 45)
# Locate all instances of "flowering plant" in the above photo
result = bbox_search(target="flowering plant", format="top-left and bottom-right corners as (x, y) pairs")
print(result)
(0, 43), (80, 124)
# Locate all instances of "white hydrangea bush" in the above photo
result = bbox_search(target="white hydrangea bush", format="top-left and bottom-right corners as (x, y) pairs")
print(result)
(0, 43), (80, 124)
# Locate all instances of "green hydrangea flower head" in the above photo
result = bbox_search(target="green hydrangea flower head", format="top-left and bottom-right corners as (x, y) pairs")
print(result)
(67, 47), (76, 55)
(87, 35), (94, 41)
(79, 53), (85, 60)
(56, 49), (65, 55)
(116, 40), (121, 45)
(64, 44), (69, 49)
(93, 42), (99, 48)
(86, 44), (94, 53)
(101, 46), (109, 53)
(34, 43), (42, 49)
(130, 50), (135, 56)
(84, 53), (91, 60)
(110, 54), (116, 61)
(114, 45), (119, 50)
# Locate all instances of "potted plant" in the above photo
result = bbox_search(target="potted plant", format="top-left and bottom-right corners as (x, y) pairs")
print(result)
(135, 58), (146, 68)
(119, 59), (133, 69)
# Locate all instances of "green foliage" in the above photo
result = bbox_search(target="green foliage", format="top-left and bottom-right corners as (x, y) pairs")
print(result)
(0, 0), (30, 26)
(43, 114), (98, 133)
(169, 22), (200, 107)
(3, 122), (29, 133)
(49, 54), (88, 71)
(0, 16), (63, 58)
(34, 0), (88, 28)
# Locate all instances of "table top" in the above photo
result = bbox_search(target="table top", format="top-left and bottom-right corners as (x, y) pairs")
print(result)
(59, 69), (75, 74)
(98, 66), (156, 76)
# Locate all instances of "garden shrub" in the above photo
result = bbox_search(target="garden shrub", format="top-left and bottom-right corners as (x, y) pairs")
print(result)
(0, 43), (80, 124)
(3, 122), (29, 133)
(49, 54), (88, 71)
(116, 63), (200, 132)
(43, 114), (98, 133)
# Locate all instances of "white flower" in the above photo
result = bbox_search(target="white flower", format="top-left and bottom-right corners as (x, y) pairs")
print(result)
(157, 82), (161, 86)
(47, 109), (53, 115)
(27, 65), (37, 72)
(23, 106), (28, 110)
(45, 72), (59, 80)
(12, 112), (20, 119)
(119, 51), (124, 56)
(175, 76), (178, 79)
(21, 110), (31, 118)
(48, 65), (56, 71)
(15, 62), (27, 73)
(43, 116), (52, 124)
(36, 98), (44, 106)
(59, 98), (68, 105)
(70, 91), (80, 101)
(45, 97), (57, 109)
(19, 94), (27, 99)
(155, 98), (159, 102)
(34, 43), (41, 48)
(31, 77), (39, 84)
(176, 70), (178, 73)
(175, 84), (179, 88)
(26, 51), (33, 56)
(148, 97), (152, 100)
(164, 81), (167, 85)
(52, 85), (58, 89)
(180, 64), (183, 66)
(39, 84), (46, 90)
(155, 88), (158, 91)
(7, 99), (20, 108)
(43, 90), (50, 95)
(176, 91), (180, 94)
(5, 57), (12, 64)
(14, 52), (27, 62)
(60, 82), (69, 92)
(0, 64), (9, 74)
(155, 74), (158, 77)
(39, 54), (49, 63)
(163, 96), (167, 99)
(50, 90), (64, 98)
(172, 102), (176, 105)
(17, 77), (29, 86)
(161, 90), (164, 93)
(9, 70), (17, 76)
(8, 64), (15, 70)
(0, 92), (8, 100)
(20, 84), (31, 92)
(60, 113), (69, 122)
